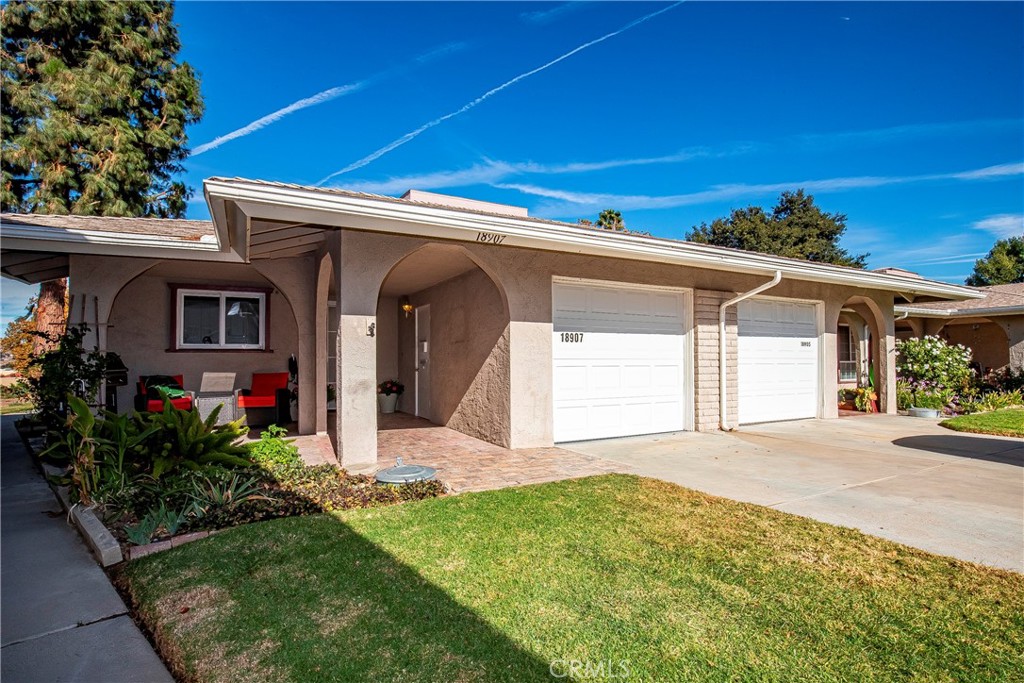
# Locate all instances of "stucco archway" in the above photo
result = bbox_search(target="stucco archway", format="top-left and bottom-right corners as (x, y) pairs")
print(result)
(375, 243), (513, 447)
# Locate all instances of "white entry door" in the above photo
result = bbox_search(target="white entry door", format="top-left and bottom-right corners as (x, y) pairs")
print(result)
(415, 305), (431, 419)
(552, 280), (689, 442)
(737, 298), (819, 424)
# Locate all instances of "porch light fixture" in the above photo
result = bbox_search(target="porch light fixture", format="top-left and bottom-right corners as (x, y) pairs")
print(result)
(400, 296), (415, 318)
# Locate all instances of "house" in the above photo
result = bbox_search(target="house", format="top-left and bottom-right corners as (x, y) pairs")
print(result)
(0, 179), (982, 472)
(894, 282), (1024, 374)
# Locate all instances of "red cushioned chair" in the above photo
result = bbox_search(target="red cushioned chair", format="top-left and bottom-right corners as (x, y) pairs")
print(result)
(134, 375), (194, 413)
(235, 372), (290, 425)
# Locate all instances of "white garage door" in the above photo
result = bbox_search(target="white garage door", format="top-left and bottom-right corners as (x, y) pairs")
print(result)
(737, 298), (819, 424)
(553, 280), (689, 442)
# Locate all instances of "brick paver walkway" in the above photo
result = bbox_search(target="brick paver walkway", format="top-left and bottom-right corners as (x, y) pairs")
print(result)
(376, 412), (628, 492)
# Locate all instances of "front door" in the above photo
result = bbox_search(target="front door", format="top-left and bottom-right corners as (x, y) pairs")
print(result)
(415, 305), (431, 419)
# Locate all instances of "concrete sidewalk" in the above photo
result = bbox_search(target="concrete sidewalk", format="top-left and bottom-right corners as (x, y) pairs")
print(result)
(1, 415), (173, 682)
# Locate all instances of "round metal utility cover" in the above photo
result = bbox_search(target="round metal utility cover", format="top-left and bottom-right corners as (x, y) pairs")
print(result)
(375, 463), (437, 484)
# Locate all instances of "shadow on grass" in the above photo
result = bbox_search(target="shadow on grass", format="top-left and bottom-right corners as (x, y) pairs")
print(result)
(123, 512), (555, 682)
(893, 434), (1023, 467)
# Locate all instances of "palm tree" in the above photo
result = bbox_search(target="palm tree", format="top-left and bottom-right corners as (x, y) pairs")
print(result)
(596, 209), (626, 232)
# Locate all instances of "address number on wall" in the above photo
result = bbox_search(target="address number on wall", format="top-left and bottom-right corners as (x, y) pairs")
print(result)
(560, 333), (585, 343)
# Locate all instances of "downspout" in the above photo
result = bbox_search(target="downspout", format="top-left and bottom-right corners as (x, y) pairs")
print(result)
(719, 270), (783, 431)
(895, 311), (909, 320)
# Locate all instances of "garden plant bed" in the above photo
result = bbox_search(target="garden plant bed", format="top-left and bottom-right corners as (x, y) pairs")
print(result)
(940, 408), (1024, 438)
(120, 474), (1024, 683)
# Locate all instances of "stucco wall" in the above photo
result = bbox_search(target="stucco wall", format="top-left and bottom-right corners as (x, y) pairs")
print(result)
(104, 261), (300, 410)
(394, 267), (511, 447)
(943, 321), (1010, 373)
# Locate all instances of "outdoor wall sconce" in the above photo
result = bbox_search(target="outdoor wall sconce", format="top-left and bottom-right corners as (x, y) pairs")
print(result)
(400, 296), (415, 318)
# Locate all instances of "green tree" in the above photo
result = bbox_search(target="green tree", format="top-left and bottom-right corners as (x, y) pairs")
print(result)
(966, 237), (1024, 286)
(1, 0), (204, 217)
(596, 209), (626, 232)
(686, 190), (868, 268)
(0, 299), (37, 377)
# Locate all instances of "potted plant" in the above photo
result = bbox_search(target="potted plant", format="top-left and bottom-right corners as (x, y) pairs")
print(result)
(908, 384), (952, 418)
(377, 379), (404, 414)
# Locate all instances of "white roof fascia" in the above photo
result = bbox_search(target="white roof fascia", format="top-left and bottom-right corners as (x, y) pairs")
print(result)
(1, 222), (244, 263)
(206, 178), (984, 301)
(895, 304), (1024, 318)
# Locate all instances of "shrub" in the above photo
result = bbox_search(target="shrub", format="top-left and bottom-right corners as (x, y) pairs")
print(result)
(980, 367), (1024, 393)
(896, 336), (973, 390)
(896, 380), (914, 411)
(129, 401), (252, 478)
(976, 390), (1024, 413)
(247, 424), (302, 468)
(26, 324), (108, 433)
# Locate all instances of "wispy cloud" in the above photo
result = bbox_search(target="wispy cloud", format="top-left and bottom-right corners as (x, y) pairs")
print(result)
(496, 162), (1024, 214)
(521, 2), (591, 24)
(900, 253), (989, 266)
(339, 147), (721, 194)
(190, 42), (466, 157)
(971, 213), (1023, 239)
(316, 2), (685, 184)
(333, 118), (1018, 195)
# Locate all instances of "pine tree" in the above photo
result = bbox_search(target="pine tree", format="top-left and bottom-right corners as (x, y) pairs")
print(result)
(687, 190), (868, 268)
(966, 237), (1024, 286)
(1, 0), (204, 217)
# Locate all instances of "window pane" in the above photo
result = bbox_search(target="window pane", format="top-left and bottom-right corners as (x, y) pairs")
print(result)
(225, 296), (261, 345)
(182, 296), (220, 344)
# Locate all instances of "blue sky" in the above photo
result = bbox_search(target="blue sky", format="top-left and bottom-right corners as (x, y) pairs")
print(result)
(2, 1), (1023, 326)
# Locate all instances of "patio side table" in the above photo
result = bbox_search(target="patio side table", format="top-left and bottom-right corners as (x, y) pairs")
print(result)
(195, 393), (235, 425)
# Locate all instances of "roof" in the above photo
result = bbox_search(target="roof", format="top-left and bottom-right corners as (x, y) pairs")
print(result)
(1, 213), (227, 283)
(0, 180), (988, 302)
(896, 282), (1024, 318)
(204, 176), (984, 301)
(1, 213), (214, 240)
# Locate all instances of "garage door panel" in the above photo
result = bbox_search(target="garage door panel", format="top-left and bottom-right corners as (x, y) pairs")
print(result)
(553, 281), (689, 442)
(738, 299), (819, 425)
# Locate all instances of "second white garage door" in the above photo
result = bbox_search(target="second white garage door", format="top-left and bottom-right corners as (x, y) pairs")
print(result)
(553, 280), (689, 442)
(737, 298), (820, 424)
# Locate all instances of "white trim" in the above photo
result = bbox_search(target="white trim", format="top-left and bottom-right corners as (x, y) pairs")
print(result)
(176, 288), (266, 350)
(894, 304), (1024, 318)
(205, 178), (983, 301)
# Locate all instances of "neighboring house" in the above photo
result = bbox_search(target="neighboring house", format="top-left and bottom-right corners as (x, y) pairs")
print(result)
(895, 282), (1024, 374)
(0, 179), (980, 472)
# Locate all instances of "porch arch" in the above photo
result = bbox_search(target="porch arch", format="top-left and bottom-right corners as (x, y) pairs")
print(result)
(375, 242), (512, 447)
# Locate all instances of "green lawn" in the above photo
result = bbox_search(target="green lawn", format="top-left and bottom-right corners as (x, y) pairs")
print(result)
(120, 475), (1023, 683)
(941, 409), (1024, 437)
(0, 400), (33, 415)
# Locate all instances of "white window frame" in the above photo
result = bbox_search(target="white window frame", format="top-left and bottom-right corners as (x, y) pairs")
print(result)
(176, 288), (266, 350)
(838, 324), (857, 382)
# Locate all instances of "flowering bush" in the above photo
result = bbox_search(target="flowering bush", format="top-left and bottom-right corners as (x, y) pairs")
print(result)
(896, 336), (973, 390)
(378, 379), (404, 396)
(898, 379), (956, 412)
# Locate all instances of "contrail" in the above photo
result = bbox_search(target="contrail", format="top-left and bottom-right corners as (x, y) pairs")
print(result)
(317, 2), (684, 185)
(190, 42), (466, 157)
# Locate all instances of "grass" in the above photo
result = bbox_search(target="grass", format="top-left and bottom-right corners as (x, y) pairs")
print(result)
(120, 475), (1024, 683)
(0, 399), (34, 415)
(941, 409), (1024, 437)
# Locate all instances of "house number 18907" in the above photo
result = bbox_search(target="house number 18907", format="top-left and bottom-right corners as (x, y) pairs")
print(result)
(476, 232), (506, 245)
(560, 333), (584, 343)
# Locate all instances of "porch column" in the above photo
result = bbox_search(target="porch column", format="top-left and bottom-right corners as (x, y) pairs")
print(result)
(821, 301), (843, 420)
(923, 319), (947, 336)
(507, 320), (553, 448)
(334, 232), (379, 473)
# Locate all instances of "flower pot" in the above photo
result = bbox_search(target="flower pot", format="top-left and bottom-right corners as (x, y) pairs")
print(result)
(378, 393), (399, 414)
(908, 407), (940, 418)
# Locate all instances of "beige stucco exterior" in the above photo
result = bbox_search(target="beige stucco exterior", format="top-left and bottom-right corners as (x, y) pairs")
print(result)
(65, 219), (902, 472)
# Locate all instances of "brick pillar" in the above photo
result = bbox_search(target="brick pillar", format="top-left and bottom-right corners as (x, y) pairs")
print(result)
(694, 290), (737, 431)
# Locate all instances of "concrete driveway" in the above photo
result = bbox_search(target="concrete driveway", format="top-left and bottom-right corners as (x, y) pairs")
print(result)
(566, 414), (1024, 572)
